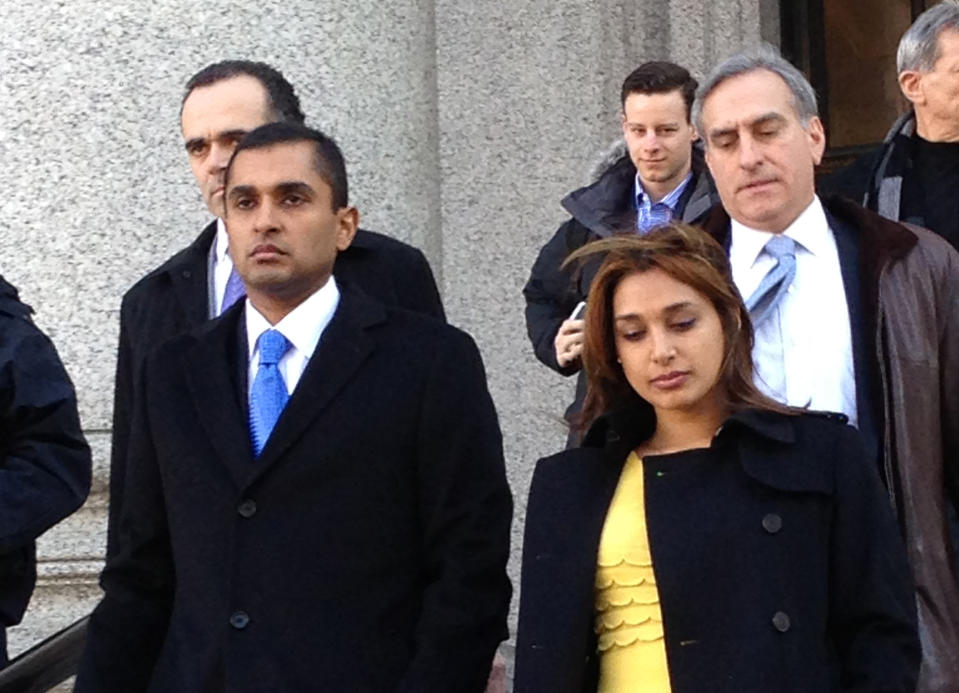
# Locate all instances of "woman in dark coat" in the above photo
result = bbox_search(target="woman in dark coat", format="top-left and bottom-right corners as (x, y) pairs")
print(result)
(514, 224), (919, 693)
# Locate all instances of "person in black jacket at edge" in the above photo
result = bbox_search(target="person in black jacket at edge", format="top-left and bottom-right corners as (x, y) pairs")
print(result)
(514, 225), (919, 693)
(523, 61), (719, 447)
(0, 278), (90, 666)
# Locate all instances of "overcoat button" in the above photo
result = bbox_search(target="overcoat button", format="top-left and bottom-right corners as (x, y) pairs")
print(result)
(762, 513), (783, 534)
(230, 611), (250, 629)
(238, 499), (257, 518)
(772, 611), (791, 632)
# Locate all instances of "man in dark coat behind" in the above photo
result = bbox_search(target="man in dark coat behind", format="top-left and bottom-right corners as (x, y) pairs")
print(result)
(108, 60), (445, 558)
(0, 278), (90, 665)
(77, 123), (512, 692)
(523, 61), (718, 445)
(694, 43), (959, 692)
(864, 4), (959, 249)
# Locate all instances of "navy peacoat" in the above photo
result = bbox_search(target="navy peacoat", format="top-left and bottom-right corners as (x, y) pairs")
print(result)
(515, 402), (919, 693)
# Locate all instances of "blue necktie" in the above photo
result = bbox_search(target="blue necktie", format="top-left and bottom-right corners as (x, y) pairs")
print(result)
(220, 265), (246, 315)
(637, 201), (673, 233)
(249, 329), (292, 457)
(745, 236), (797, 328)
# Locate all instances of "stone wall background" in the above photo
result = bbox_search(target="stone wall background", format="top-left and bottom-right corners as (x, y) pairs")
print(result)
(0, 0), (765, 682)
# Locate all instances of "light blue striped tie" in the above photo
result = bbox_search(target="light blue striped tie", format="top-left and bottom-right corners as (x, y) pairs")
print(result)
(249, 329), (292, 457)
(745, 235), (796, 328)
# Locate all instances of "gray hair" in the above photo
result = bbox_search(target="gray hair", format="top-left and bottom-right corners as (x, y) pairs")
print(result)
(691, 43), (819, 138)
(897, 1), (959, 73)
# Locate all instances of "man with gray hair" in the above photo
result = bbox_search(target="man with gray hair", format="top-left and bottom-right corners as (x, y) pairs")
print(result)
(695, 43), (956, 691)
(864, 1), (959, 248)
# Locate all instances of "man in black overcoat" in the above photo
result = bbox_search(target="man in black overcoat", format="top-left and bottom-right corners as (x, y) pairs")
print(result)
(108, 60), (445, 557)
(76, 123), (512, 692)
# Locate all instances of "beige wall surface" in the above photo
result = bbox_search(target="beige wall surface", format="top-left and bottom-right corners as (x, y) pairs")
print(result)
(0, 0), (762, 680)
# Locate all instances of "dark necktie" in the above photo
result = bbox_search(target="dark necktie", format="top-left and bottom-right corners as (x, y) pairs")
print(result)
(745, 235), (797, 328)
(249, 329), (292, 457)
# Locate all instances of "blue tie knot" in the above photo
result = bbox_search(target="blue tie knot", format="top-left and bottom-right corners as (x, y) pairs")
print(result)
(258, 329), (291, 366)
(764, 235), (796, 260)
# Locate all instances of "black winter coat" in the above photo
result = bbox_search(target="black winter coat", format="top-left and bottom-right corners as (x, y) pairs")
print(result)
(0, 277), (91, 662)
(515, 403), (919, 692)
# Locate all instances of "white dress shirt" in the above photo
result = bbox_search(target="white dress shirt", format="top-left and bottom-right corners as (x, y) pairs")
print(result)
(729, 196), (858, 425)
(210, 218), (235, 317)
(245, 277), (341, 397)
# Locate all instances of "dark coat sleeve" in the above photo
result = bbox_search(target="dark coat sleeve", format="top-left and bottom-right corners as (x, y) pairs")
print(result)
(76, 352), (174, 692)
(829, 424), (920, 692)
(396, 328), (512, 693)
(0, 293), (90, 552)
(523, 219), (589, 376)
(394, 244), (445, 322)
(0, 285), (91, 626)
(337, 230), (446, 322)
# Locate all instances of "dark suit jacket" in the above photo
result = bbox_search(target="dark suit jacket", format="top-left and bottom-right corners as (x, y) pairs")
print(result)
(515, 404), (918, 693)
(108, 222), (445, 556)
(80, 290), (511, 692)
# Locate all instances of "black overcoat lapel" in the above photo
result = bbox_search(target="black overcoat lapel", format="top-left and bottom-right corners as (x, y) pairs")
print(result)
(169, 221), (217, 326)
(182, 303), (255, 490)
(248, 291), (385, 484)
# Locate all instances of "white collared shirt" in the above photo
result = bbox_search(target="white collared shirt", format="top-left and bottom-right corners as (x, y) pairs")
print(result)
(211, 218), (235, 317)
(244, 277), (341, 397)
(728, 196), (858, 425)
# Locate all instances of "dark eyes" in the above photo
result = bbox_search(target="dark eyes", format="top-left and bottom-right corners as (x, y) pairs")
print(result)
(672, 318), (696, 331)
(187, 143), (208, 156)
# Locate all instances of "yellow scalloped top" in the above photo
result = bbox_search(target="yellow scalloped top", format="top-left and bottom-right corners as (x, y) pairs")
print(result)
(594, 451), (672, 692)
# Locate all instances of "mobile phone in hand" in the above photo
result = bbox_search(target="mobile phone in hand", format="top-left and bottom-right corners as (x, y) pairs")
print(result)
(569, 301), (586, 321)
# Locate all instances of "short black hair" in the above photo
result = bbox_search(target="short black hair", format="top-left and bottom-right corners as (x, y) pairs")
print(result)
(620, 61), (698, 121)
(225, 122), (349, 210)
(182, 60), (305, 124)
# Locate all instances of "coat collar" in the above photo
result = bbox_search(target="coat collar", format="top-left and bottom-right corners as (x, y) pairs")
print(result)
(181, 287), (387, 490)
(158, 220), (218, 325)
(699, 195), (918, 271)
(562, 146), (715, 237)
(581, 397), (796, 453)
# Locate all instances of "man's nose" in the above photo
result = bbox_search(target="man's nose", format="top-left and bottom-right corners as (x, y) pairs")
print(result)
(207, 141), (235, 174)
(253, 200), (280, 233)
(738, 134), (762, 169)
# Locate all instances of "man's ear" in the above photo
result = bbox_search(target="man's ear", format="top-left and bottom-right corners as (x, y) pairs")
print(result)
(899, 70), (925, 107)
(806, 116), (826, 166)
(336, 207), (359, 251)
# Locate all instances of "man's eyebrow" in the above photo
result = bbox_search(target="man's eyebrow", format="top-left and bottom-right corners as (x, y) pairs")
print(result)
(183, 129), (250, 151)
(748, 112), (787, 128)
(273, 181), (315, 197)
(708, 112), (786, 140)
(226, 184), (256, 201)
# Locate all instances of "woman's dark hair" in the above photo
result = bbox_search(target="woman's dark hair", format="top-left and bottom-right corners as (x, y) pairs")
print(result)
(566, 222), (793, 432)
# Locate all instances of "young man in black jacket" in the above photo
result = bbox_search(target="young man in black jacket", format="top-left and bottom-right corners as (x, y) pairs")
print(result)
(523, 61), (718, 445)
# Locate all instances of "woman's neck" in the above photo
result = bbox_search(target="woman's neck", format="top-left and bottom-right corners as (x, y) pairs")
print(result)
(640, 400), (729, 456)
